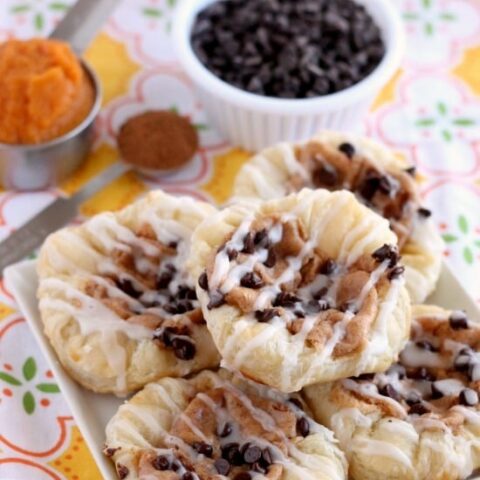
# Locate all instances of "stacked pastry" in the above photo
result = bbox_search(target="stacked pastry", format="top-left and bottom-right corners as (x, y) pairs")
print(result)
(36, 132), (480, 480)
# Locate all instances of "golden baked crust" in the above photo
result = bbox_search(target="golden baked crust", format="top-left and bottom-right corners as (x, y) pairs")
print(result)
(37, 191), (220, 395)
(104, 370), (347, 479)
(188, 188), (411, 392)
(233, 131), (443, 303)
(304, 304), (480, 480)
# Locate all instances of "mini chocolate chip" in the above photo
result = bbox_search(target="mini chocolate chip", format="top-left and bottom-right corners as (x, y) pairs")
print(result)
(152, 455), (170, 471)
(214, 458), (231, 475)
(168, 241), (178, 249)
(339, 301), (358, 314)
(240, 271), (264, 289)
(312, 163), (338, 187)
(117, 464), (129, 479)
(222, 443), (243, 466)
(408, 402), (430, 415)
(338, 142), (355, 158)
(207, 290), (225, 309)
(296, 417), (310, 437)
(233, 473), (251, 480)
(264, 247), (277, 268)
(242, 232), (255, 254)
(358, 175), (380, 201)
(449, 310), (469, 330)
(294, 309), (305, 318)
(405, 166), (416, 176)
(182, 473), (195, 480)
(255, 308), (279, 322)
(172, 338), (196, 360)
(273, 292), (300, 308)
(313, 287), (328, 300)
(418, 207), (432, 218)
(217, 422), (233, 437)
(155, 326), (176, 347)
(198, 272), (209, 291)
(192, 441), (213, 457)
(262, 447), (273, 466)
(178, 286), (197, 300)
(305, 299), (329, 314)
(171, 461), (181, 471)
(406, 392), (422, 406)
(165, 263), (176, 273)
(378, 175), (392, 195)
(243, 444), (262, 464)
(357, 373), (375, 381)
(388, 266), (405, 280)
(379, 384), (401, 402)
(157, 270), (174, 289)
(116, 278), (142, 299)
(372, 244), (399, 267)
(454, 352), (472, 372)
(227, 248), (239, 261)
(320, 258), (336, 275)
(459, 388), (479, 406)
(411, 367), (436, 382)
(254, 228), (268, 245)
(104, 447), (120, 457)
(431, 382), (444, 400)
(415, 340), (436, 352)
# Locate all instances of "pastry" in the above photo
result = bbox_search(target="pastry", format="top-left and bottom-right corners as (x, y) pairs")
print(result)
(104, 369), (348, 479)
(304, 305), (480, 480)
(37, 191), (220, 395)
(233, 131), (443, 303)
(189, 188), (411, 392)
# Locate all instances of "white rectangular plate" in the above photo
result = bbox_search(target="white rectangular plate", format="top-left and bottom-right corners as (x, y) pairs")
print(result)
(5, 259), (480, 480)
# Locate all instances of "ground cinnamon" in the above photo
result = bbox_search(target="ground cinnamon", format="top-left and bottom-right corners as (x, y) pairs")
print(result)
(117, 110), (199, 171)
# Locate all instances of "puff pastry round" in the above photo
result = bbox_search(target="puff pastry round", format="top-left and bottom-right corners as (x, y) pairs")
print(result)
(304, 304), (480, 480)
(233, 131), (443, 303)
(37, 191), (220, 395)
(104, 369), (347, 479)
(189, 188), (411, 392)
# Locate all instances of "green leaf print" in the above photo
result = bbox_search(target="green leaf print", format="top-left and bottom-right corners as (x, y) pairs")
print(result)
(424, 22), (434, 35)
(458, 215), (469, 235)
(442, 130), (453, 142)
(422, 0), (432, 9)
(463, 246), (474, 265)
(452, 118), (476, 126)
(34, 12), (44, 31)
(442, 234), (458, 243)
(439, 13), (456, 21)
(36, 383), (60, 393)
(49, 2), (69, 11)
(437, 102), (448, 116)
(475, 240), (480, 249)
(10, 4), (30, 13)
(167, 0), (177, 8)
(23, 357), (37, 381)
(143, 7), (162, 18)
(0, 372), (22, 386)
(403, 13), (418, 20)
(23, 391), (35, 415)
(416, 118), (436, 127)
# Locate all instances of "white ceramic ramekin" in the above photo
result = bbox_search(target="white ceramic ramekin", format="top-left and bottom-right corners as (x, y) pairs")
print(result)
(174, 0), (405, 151)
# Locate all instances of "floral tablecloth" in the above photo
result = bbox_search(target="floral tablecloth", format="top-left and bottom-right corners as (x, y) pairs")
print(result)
(0, 0), (479, 478)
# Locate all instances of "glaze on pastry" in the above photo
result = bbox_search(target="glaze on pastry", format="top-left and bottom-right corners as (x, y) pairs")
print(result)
(37, 191), (220, 395)
(189, 189), (411, 392)
(104, 370), (347, 479)
(304, 305), (480, 480)
(233, 131), (443, 303)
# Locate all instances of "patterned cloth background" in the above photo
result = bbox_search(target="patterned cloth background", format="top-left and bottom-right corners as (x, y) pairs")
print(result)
(0, 0), (479, 478)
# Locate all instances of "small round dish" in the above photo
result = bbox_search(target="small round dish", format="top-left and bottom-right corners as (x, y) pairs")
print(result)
(174, 0), (405, 151)
(0, 59), (102, 191)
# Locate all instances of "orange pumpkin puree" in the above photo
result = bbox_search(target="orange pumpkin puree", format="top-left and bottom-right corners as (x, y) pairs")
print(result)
(0, 38), (95, 145)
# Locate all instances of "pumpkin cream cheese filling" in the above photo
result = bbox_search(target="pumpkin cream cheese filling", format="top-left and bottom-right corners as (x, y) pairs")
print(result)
(200, 215), (403, 360)
(105, 372), (345, 480)
(335, 311), (480, 431)
(287, 140), (420, 248)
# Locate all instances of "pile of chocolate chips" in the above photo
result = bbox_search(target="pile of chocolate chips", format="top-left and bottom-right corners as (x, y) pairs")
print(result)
(191, 0), (385, 98)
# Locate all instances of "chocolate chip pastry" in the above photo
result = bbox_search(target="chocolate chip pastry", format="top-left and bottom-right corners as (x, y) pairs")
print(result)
(189, 188), (411, 392)
(37, 191), (220, 395)
(233, 131), (444, 303)
(304, 304), (480, 480)
(104, 370), (348, 480)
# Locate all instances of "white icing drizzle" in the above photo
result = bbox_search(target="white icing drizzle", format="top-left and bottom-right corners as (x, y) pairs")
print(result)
(351, 437), (413, 468)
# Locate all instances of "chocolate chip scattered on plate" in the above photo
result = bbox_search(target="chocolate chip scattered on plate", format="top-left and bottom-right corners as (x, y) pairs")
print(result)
(191, 0), (385, 99)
